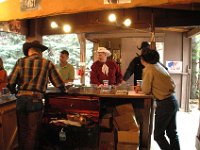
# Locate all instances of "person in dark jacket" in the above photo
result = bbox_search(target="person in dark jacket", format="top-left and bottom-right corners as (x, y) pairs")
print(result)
(7, 40), (66, 150)
(123, 41), (150, 85)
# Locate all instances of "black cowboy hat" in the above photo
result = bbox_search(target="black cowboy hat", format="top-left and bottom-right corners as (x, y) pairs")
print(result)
(23, 40), (48, 56)
(137, 41), (150, 50)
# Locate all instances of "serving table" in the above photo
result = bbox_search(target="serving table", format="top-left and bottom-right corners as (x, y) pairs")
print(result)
(43, 87), (154, 150)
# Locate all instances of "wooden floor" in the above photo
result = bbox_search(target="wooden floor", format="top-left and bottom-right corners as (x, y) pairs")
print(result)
(151, 105), (200, 150)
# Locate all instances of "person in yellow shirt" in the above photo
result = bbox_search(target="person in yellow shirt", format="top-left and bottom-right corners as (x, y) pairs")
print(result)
(141, 48), (180, 150)
(56, 50), (75, 83)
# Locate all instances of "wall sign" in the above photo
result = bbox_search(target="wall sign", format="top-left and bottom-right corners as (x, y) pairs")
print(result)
(104, 0), (131, 4)
(166, 61), (183, 73)
(20, 0), (40, 11)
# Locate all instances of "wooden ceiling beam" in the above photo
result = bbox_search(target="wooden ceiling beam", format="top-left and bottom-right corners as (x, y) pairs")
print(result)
(28, 7), (200, 35)
(186, 27), (200, 38)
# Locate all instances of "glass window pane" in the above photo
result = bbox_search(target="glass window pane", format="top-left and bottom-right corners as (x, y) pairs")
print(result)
(0, 32), (25, 74)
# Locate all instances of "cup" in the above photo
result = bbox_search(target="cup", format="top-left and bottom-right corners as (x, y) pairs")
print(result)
(103, 80), (109, 87)
(136, 80), (142, 86)
(2, 87), (9, 95)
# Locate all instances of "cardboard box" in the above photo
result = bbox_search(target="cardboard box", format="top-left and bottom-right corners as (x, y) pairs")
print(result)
(117, 130), (139, 144)
(100, 117), (112, 129)
(99, 132), (115, 150)
(115, 103), (134, 116)
(114, 113), (139, 131)
(117, 143), (138, 150)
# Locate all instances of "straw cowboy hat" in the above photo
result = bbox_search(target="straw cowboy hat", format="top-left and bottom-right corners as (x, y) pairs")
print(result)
(97, 47), (111, 57)
(137, 41), (150, 50)
(23, 40), (48, 56)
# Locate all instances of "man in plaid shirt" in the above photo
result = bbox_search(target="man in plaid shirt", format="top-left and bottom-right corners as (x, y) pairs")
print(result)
(7, 40), (66, 150)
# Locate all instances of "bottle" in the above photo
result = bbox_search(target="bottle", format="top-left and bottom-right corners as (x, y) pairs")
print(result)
(59, 128), (66, 141)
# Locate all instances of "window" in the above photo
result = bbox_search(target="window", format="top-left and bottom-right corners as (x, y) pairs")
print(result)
(43, 34), (93, 84)
(0, 32), (25, 74)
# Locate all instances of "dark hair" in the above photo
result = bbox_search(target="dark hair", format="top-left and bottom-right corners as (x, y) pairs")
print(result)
(141, 48), (159, 64)
(61, 50), (69, 56)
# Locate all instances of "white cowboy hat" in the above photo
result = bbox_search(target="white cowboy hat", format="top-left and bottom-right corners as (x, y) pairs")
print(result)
(97, 47), (111, 57)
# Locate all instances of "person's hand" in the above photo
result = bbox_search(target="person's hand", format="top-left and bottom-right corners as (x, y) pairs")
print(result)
(134, 85), (141, 93)
(121, 80), (126, 84)
(98, 84), (104, 88)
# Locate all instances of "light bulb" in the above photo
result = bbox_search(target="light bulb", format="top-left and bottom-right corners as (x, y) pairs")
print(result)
(108, 14), (116, 22)
(51, 21), (58, 28)
(123, 18), (132, 27)
(63, 24), (71, 32)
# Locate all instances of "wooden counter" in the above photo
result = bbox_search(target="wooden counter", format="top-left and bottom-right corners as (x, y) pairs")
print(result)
(45, 87), (154, 150)
(0, 96), (17, 150)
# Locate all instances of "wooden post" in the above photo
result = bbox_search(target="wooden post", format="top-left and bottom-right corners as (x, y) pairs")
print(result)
(77, 33), (86, 85)
(150, 10), (156, 50)
(26, 19), (42, 42)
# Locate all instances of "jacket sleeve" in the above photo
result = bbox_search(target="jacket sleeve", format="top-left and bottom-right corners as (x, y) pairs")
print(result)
(141, 68), (153, 94)
(123, 58), (136, 81)
(7, 60), (20, 94)
(115, 63), (123, 85)
(90, 63), (101, 85)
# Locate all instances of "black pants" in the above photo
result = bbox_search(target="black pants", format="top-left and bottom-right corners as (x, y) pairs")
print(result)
(154, 95), (180, 150)
(16, 96), (43, 150)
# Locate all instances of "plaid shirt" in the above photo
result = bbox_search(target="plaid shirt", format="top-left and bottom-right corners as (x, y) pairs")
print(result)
(8, 54), (65, 94)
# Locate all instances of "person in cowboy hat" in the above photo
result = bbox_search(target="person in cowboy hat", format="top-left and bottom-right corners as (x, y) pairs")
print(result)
(90, 47), (122, 86)
(123, 41), (150, 86)
(7, 40), (66, 150)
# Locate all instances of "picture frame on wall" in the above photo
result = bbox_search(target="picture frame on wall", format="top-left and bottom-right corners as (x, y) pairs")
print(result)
(166, 61), (183, 73)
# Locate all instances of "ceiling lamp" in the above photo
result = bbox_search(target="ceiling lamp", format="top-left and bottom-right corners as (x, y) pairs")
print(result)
(108, 13), (116, 22)
(63, 24), (71, 33)
(50, 21), (58, 28)
(123, 18), (132, 27)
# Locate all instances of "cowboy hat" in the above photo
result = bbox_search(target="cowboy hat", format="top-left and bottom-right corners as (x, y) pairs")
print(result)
(97, 47), (111, 57)
(23, 40), (48, 56)
(137, 41), (150, 50)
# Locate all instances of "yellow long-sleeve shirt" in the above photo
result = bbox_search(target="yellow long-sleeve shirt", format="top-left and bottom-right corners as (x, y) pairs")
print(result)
(142, 63), (175, 100)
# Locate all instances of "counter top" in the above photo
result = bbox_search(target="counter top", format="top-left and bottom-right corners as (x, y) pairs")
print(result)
(0, 95), (16, 106)
(46, 87), (153, 99)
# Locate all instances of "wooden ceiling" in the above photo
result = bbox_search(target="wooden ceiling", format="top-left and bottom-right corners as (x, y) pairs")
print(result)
(0, 0), (200, 35)
(36, 7), (200, 35)
(0, 0), (200, 21)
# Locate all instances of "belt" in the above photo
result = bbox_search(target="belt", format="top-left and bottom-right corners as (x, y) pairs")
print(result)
(17, 90), (44, 99)
(156, 95), (175, 103)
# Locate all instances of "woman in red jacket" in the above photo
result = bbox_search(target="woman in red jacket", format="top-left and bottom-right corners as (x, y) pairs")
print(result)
(0, 57), (7, 92)
(90, 47), (122, 87)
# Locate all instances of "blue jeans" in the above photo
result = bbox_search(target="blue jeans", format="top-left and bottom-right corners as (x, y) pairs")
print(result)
(154, 95), (180, 150)
(16, 96), (43, 150)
